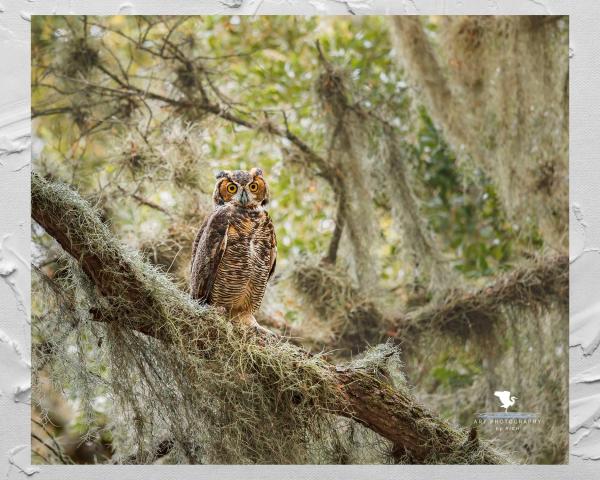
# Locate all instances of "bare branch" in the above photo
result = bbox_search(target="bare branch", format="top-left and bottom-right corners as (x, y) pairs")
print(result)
(322, 195), (345, 265)
(117, 186), (172, 217)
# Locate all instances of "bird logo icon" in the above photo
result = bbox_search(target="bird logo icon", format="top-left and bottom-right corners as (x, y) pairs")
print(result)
(494, 391), (517, 412)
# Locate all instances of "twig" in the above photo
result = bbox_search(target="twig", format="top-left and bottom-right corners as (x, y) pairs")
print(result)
(322, 196), (345, 265)
(117, 186), (172, 217)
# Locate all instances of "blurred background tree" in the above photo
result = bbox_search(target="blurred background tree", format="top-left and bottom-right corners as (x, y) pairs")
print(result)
(31, 15), (568, 465)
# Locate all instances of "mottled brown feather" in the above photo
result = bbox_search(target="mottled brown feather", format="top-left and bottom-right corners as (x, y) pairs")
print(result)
(189, 207), (230, 303)
(190, 203), (277, 317)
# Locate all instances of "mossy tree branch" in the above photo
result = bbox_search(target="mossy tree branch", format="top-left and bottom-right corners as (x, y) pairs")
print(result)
(31, 172), (507, 464)
(290, 253), (567, 355)
(395, 255), (568, 342)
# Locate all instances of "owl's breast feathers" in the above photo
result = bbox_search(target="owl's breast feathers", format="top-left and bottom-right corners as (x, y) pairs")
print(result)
(190, 205), (277, 316)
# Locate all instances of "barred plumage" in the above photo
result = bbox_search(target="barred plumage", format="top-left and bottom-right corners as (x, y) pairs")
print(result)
(189, 168), (277, 330)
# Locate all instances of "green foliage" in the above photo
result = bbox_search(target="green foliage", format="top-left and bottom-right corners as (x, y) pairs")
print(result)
(430, 354), (481, 391)
(411, 108), (542, 277)
(31, 15), (528, 276)
(31, 16), (415, 266)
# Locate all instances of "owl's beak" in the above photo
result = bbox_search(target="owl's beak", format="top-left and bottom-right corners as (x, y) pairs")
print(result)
(239, 189), (250, 206)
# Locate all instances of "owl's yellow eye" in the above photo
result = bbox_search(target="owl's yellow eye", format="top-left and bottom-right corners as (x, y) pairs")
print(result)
(248, 182), (258, 192)
(227, 183), (238, 194)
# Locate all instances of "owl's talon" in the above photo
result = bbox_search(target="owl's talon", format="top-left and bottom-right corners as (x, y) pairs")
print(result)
(249, 322), (277, 337)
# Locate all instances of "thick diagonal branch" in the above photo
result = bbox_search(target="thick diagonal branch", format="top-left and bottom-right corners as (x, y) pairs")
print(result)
(31, 172), (506, 464)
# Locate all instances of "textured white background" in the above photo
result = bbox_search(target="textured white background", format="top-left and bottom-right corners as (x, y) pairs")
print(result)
(0, 0), (598, 478)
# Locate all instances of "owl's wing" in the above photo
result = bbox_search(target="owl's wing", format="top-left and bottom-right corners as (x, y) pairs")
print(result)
(189, 209), (229, 303)
(267, 213), (277, 282)
(190, 218), (204, 269)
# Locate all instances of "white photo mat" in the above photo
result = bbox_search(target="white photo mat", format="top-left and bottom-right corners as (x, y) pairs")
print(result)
(1, 0), (598, 478)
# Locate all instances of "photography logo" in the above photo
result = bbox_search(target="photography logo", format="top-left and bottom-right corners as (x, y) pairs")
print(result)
(475, 389), (541, 432)
(494, 390), (517, 412)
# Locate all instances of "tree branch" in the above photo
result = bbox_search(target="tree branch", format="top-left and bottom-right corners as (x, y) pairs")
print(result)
(394, 255), (568, 342)
(322, 195), (345, 265)
(117, 186), (172, 217)
(31, 172), (507, 464)
(290, 254), (567, 355)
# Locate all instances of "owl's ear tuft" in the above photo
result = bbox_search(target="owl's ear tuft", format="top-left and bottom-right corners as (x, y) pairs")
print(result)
(216, 170), (229, 179)
(250, 167), (264, 177)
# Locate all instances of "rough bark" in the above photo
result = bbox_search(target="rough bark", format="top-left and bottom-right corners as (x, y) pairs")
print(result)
(31, 172), (507, 464)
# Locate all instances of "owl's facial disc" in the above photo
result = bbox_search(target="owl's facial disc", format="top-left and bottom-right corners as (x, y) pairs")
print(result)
(214, 169), (268, 208)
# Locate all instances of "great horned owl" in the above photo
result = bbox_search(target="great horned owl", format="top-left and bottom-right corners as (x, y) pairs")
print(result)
(189, 168), (277, 331)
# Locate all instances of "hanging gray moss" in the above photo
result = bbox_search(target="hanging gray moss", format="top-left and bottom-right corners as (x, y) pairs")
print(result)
(315, 59), (381, 291)
(34, 266), (413, 464)
(30, 174), (343, 463)
(376, 126), (458, 290)
(398, 254), (568, 342)
(290, 256), (390, 355)
(314, 45), (455, 291)
(391, 16), (568, 248)
(398, 254), (568, 464)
